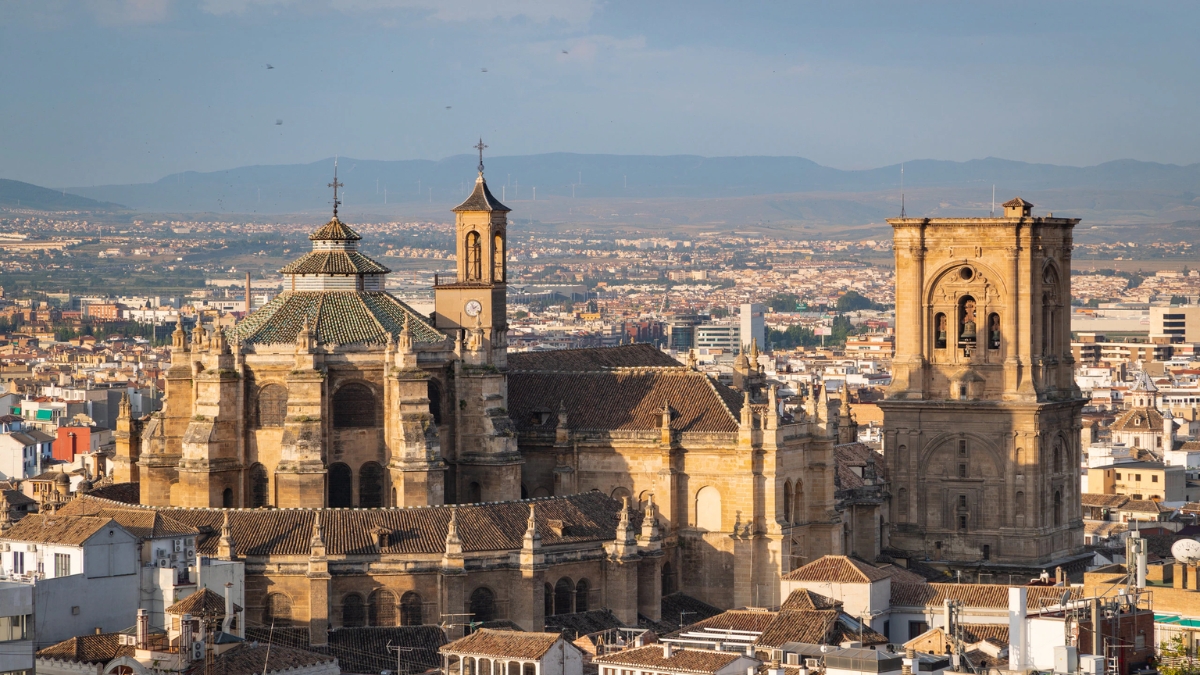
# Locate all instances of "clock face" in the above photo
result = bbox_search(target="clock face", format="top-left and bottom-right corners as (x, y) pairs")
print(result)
(464, 299), (483, 317)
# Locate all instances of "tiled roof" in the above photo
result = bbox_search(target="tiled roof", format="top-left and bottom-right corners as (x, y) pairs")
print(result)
(755, 610), (841, 647)
(58, 499), (197, 539)
(1, 488), (35, 507)
(545, 609), (626, 636)
(453, 176), (511, 213)
(1002, 197), (1032, 208)
(442, 629), (564, 659)
(1123, 499), (1172, 513)
(648, 593), (724, 633)
(780, 589), (841, 611)
(1111, 407), (1164, 433)
(670, 609), (779, 637)
(889, 582), (1080, 610)
(1084, 521), (1127, 537)
(508, 344), (680, 371)
(188, 643), (335, 675)
(782, 555), (891, 583)
(279, 250), (391, 276)
(595, 645), (745, 674)
(245, 625), (446, 675)
(233, 291), (442, 347)
(73, 491), (624, 557)
(309, 217), (362, 241)
(87, 481), (139, 504)
(1081, 493), (1130, 509)
(875, 564), (928, 584)
(834, 443), (886, 489)
(37, 633), (134, 664)
(0, 514), (116, 546)
(167, 587), (242, 618)
(509, 370), (741, 433)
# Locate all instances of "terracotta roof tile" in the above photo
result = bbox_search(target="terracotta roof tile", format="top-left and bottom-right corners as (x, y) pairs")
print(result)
(453, 177), (511, 213)
(780, 589), (841, 611)
(0, 514), (116, 546)
(834, 443), (886, 489)
(1081, 493), (1130, 509)
(58, 500), (198, 539)
(782, 556), (891, 583)
(37, 634), (134, 664)
(595, 645), (745, 674)
(74, 491), (624, 557)
(167, 587), (243, 618)
(86, 481), (139, 504)
(889, 582), (1080, 610)
(309, 217), (362, 241)
(280, 250), (390, 275)
(1110, 407), (1164, 433)
(509, 370), (741, 433)
(189, 643), (335, 675)
(442, 629), (565, 659)
(245, 625), (446, 674)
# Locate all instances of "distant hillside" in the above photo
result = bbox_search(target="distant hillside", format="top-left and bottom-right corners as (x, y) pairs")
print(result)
(0, 178), (121, 211)
(63, 154), (1200, 216)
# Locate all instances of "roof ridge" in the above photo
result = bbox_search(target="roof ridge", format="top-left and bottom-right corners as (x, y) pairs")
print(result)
(355, 292), (390, 342)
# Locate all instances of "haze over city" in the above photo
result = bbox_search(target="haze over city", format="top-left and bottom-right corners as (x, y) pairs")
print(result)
(2, 5), (1200, 675)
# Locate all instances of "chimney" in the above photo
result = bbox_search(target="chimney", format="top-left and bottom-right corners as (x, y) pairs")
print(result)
(634, 635), (644, 648)
(768, 660), (786, 675)
(245, 272), (252, 312)
(663, 643), (674, 658)
(746, 644), (755, 657)
(223, 582), (236, 634)
(136, 608), (150, 649)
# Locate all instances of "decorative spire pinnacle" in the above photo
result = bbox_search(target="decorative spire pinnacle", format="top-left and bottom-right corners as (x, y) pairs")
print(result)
(523, 504), (541, 549)
(443, 507), (464, 569)
(557, 400), (568, 429)
(474, 138), (488, 176)
(639, 494), (661, 549)
(310, 512), (325, 551)
(328, 157), (344, 218)
(118, 392), (131, 419)
(217, 510), (237, 560)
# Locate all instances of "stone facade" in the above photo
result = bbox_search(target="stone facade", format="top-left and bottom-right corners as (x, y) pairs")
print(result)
(880, 198), (1086, 570)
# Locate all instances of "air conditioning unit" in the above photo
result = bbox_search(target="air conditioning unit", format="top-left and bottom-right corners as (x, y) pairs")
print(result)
(158, 559), (170, 568)
(173, 539), (183, 553)
(0, 544), (9, 552)
(186, 548), (196, 559)
(785, 654), (800, 665)
(27, 544), (37, 552)
(156, 549), (168, 559)
(191, 642), (205, 661)
(805, 659), (821, 669)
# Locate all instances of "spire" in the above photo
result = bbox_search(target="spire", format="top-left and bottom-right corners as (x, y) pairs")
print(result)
(443, 507), (464, 569)
(399, 313), (413, 354)
(523, 504), (541, 549)
(766, 384), (779, 431)
(686, 348), (698, 370)
(741, 390), (752, 427)
(609, 497), (637, 560)
(328, 157), (343, 219)
(638, 494), (661, 550)
(309, 512), (326, 555)
(557, 400), (568, 430)
(474, 138), (488, 176)
(172, 319), (188, 351)
(217, 511), (237, 560)
(118, 392), (131, 420)
(750, 337), (760, 363)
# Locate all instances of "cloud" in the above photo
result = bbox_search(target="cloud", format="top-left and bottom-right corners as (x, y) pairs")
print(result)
(198, 0), (595, 24)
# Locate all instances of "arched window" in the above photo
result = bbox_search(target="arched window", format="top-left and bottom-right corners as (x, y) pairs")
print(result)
(399, 591), (422, 626)
(661, 562), (677, 595)
(1054, 491), (1063, 526)
(897, 487), (908, 519)
(222, 487), (233, 508)
(359, 462), (384, 508)
(249, 463), (269, 508)
(493, 233), (505, 282)
(575, 579), (589, 613)
(554, 578), (574, 615)
(543, 583), (553, 618)
(469, 587), (495, 624)
(329, 463), (353, 508)
(428, 379), (443, 425)
(695, 486), (721, 531)
(934, 312), (947, 349)
(333, 383), (376, 428)
(255, 384), (287, 428)
(958, 296), (977, 345)
(783, 481), (793, 524)
(264, 593), (292, 627)
(465, 232), (482, 281)
(611, 486), (631, 502)
(987, 313), (1001, 350)
(342, 594), (365, 627)
(369, 589), (397, 626)
(1053, 442), (1062, 473)
(793, 481), (804, 525)
(1015, 491), (1025, 515)
(467, 482), (482, 504)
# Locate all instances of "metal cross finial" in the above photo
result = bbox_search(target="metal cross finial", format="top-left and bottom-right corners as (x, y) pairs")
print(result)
(328, 157), (343, 217)
(474, 138), (488, 175)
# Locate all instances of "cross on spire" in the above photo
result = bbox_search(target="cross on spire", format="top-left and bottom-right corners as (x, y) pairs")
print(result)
(474, 138), (488, 175)
(328, 157), (344, 218)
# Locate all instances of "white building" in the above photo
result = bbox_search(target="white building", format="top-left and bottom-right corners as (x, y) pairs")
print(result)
(740, 303), (765, 351)
(0, 580), (34, 675)
(0, 429), (54, 480)
(595, 644), (757, 675)
(442, 629), (584, 675)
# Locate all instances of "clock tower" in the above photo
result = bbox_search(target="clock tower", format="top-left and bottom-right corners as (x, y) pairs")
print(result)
(434, 142), (522, 503)
(434, 141), (509, 369)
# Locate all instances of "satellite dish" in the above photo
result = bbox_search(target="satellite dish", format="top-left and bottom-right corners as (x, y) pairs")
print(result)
(1172, 538), (1200, 563)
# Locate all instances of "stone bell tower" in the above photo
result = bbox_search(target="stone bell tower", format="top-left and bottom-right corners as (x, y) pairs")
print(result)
(880, 197), (1085, 571)
(434, 141), (522, 503)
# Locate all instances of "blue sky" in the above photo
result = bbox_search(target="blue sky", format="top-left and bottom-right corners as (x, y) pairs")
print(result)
(2, 0), (1198, 186)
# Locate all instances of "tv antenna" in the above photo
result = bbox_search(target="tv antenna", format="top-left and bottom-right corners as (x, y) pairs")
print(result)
(899, 163), (906, 218)
(328, 156), (343, 218)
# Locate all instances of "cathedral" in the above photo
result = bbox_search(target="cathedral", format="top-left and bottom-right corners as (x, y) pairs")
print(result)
(108, 160), (849, 635)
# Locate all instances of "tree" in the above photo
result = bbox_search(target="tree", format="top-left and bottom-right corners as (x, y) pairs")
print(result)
(1159, 634), (1200, 675)
(836, 291), (877, 312)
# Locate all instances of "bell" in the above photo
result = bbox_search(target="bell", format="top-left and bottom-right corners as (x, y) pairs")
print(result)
(961, 320), (977, 341)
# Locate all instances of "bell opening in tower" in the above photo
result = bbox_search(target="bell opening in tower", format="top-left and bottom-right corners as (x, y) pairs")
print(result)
(958, 296), (977, 356)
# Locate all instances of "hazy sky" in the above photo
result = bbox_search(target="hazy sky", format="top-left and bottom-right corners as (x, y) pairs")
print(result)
(2, 1), (1198, 187)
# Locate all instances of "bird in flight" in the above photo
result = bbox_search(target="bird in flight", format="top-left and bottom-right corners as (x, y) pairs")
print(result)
(275, 119), (283, 125)
(445, 106), (452, 110)
(481, 68), (488, 72)
(562, 50), (569, 54)
(266, 64), (274, 69)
